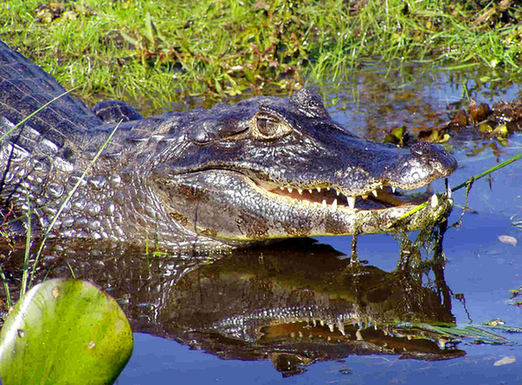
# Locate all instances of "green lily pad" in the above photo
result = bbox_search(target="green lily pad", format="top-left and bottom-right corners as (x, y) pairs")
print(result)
(0, 278), (133, 385)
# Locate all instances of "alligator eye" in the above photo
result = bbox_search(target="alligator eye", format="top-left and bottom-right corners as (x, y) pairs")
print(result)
(255, 115), (292, 139)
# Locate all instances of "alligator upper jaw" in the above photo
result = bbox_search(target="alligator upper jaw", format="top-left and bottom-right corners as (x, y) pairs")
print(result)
(252, 177), (429, 211)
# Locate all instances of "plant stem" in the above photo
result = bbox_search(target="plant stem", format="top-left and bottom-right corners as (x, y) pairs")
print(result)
(397, 152), (522, 222)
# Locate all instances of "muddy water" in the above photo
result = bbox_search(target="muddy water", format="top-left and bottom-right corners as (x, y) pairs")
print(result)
(3, 64), (522, 384)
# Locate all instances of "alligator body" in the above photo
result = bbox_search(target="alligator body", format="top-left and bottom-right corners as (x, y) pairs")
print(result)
(0, 40), (456, 251)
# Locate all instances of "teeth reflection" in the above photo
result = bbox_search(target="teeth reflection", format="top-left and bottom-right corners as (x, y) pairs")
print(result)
(331, 199), (338, 211)
(322, 199), (327, 208)
(347, 197), (356, 209)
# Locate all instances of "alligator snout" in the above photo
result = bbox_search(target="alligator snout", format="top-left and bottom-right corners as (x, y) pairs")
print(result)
(379, 141), (457, 191)
(409, 142), (457, 177)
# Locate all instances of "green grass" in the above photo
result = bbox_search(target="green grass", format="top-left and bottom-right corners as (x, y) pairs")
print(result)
(0, 0), (520, 109)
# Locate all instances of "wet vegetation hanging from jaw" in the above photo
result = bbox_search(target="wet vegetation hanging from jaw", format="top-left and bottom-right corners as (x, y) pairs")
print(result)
(0, 0), (520, 107)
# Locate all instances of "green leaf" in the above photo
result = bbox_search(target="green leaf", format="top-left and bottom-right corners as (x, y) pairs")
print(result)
(0, 279), (133, 385)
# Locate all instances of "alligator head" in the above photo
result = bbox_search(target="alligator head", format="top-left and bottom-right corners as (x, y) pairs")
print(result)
(149, 88), (456, 247)
(0, 40), (456, 251)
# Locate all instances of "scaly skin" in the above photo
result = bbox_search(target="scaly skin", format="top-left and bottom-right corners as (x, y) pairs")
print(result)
(0, 40), (456, 251)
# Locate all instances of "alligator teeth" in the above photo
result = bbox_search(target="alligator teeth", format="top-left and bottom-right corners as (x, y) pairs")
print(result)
(328, 322), (335, 333)
(391, 186), (396, 193)
(372, 190), (378, 197)
(320, 320), (325, 326)
(326, 187), (331, 191)
(431, 193), (439, 208)
(287, 187), (293, 193)
(280, 187), (284, 191)
(322, 199), (327, 208)
(308, 189), (313, 194)
(317, 187), (321, 192)
(347, 197), (356, 210)
(331, 199), (338, 211)
(312, 319), (317, 327)
(297, 189), (303, 195)
(336, 190), (340, 196)
(362, 194), (368, 199)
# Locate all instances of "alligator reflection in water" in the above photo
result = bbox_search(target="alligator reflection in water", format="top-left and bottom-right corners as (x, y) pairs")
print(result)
(157, 239), (464, 376)
(8, 230), (466, 376)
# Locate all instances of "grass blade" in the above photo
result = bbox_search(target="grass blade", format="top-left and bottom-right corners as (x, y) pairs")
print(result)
(0, 88), (78, 142)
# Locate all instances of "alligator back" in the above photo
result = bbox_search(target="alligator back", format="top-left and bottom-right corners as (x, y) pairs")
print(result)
(0, 40), (101, 138)
(0, 41), (106, 234)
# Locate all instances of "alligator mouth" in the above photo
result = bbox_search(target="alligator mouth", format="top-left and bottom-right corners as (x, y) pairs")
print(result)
(163, 168), (453, 243)
(252, 178), (432, 211)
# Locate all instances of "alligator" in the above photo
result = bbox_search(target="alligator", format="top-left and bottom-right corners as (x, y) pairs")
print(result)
(0, 40), (456, 252)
